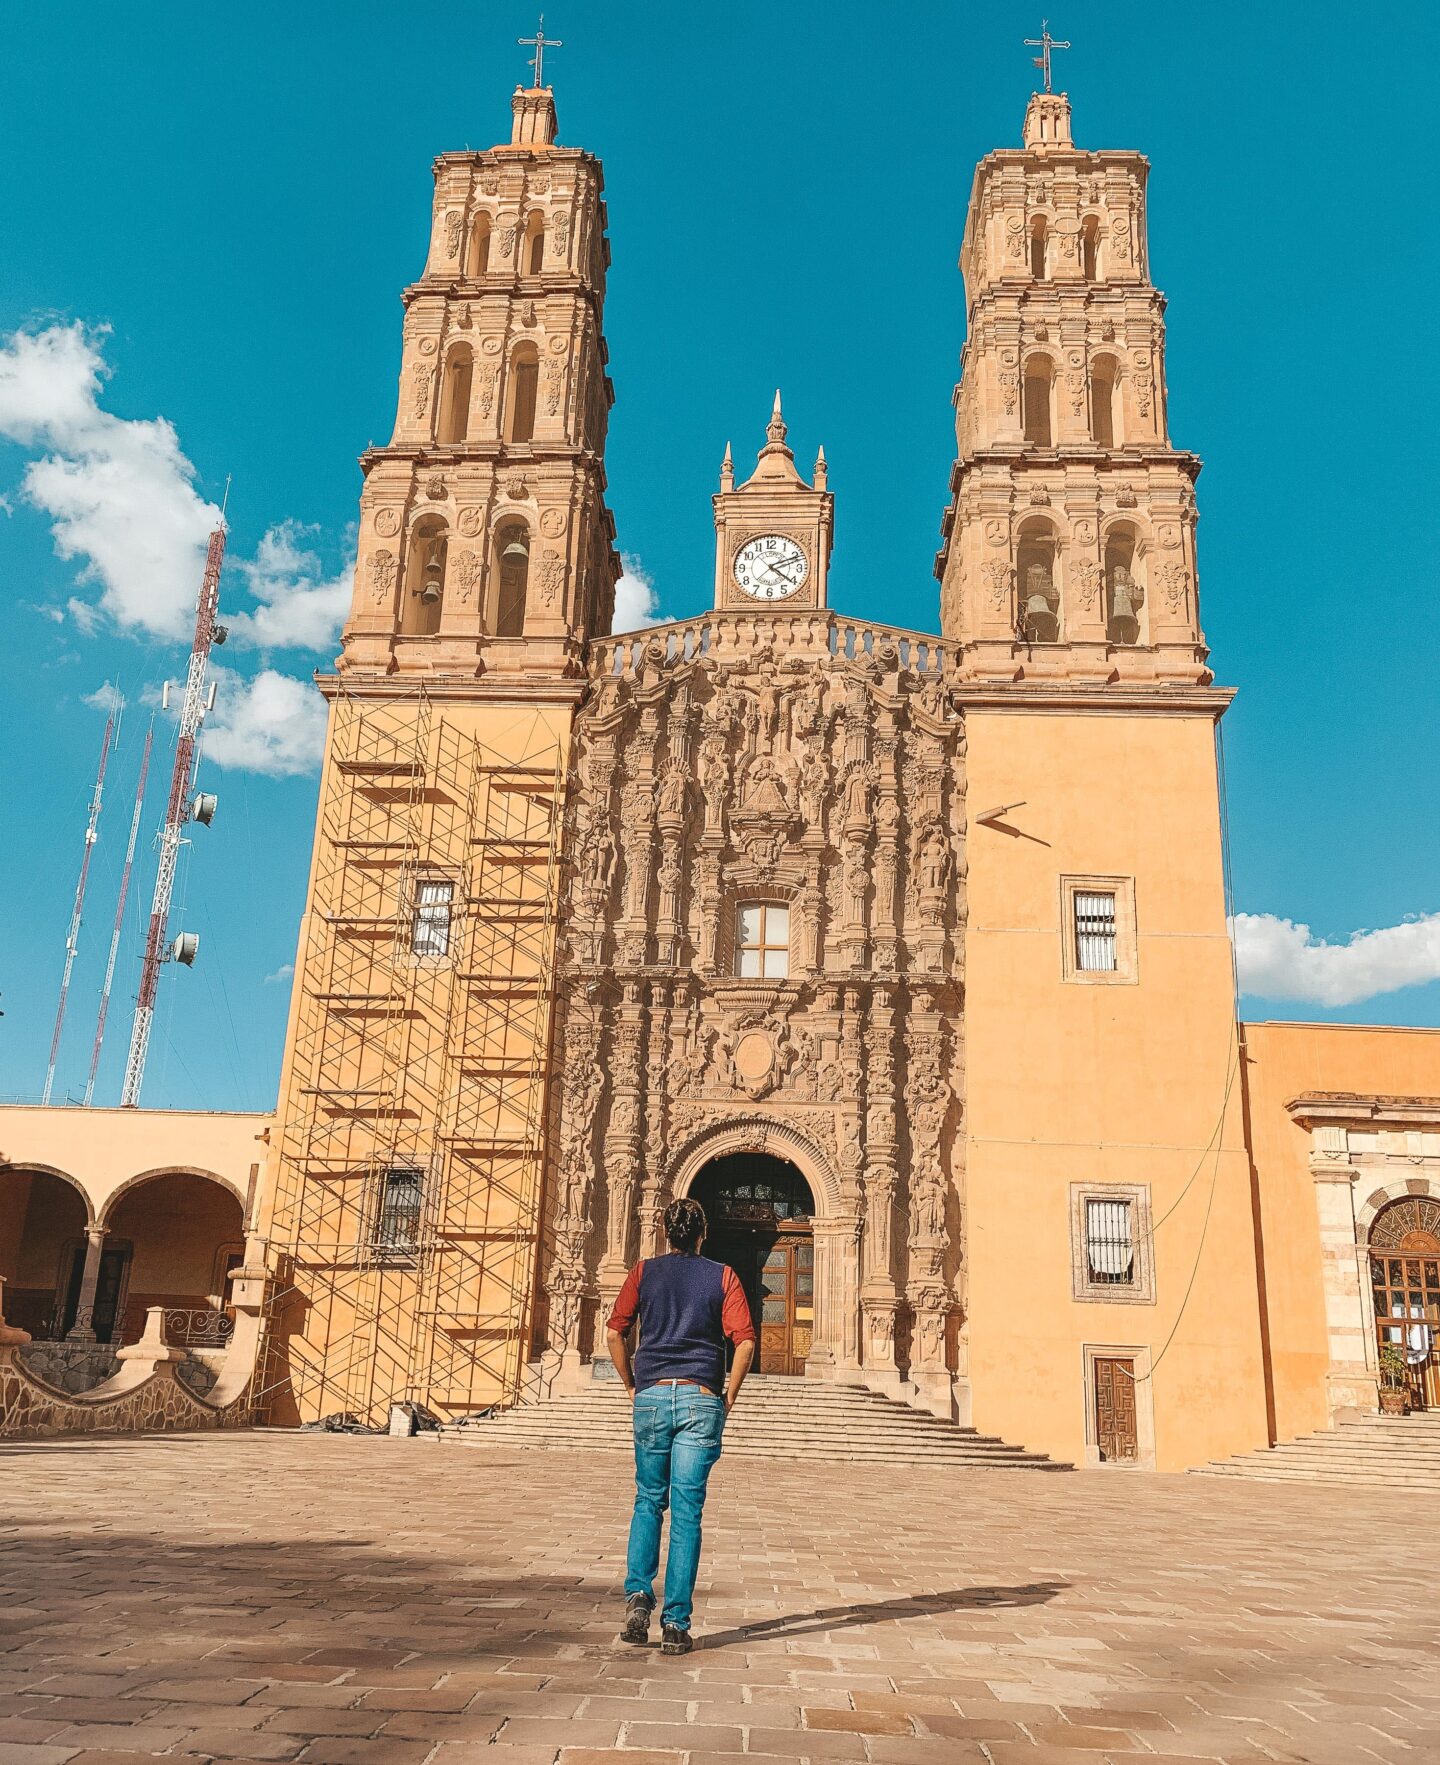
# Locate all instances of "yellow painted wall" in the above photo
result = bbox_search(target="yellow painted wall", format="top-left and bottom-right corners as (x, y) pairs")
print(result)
(1239, 1019), (1440, 1444)
(962, 706), (1267, 1471)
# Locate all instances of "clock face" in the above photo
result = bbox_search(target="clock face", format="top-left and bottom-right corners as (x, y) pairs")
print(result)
(733, 534), (809, 600)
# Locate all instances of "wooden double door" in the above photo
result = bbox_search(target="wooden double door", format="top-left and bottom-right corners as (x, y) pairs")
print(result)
(710, 1225), (814, 1377)
(1372, 1251), (1440, 1410)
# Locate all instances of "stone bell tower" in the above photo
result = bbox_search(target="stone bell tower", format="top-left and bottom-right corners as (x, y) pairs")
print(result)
(262, 76), (621, 1431)
(339, 82), (620, 676)
(712, 395), (833, 613)
(935, 90), (1208, 684)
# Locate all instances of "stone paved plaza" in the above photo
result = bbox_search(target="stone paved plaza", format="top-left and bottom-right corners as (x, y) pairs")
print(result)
(0, 1432), (1435, 1765)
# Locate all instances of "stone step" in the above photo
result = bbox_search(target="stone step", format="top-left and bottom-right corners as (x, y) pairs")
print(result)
(451, 1431), (1059, 1467)
(448, 1374), (1069, 1469)
(1192, 1414), (1440, 1484)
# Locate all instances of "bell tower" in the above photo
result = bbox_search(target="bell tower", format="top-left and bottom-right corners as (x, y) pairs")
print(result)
(712, 394), (833, 612)
(340, 78), (620, 677)
(935, 91), (1208, 685)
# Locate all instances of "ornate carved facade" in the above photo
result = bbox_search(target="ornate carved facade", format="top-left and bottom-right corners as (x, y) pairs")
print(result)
(542, 591), (967, 1413)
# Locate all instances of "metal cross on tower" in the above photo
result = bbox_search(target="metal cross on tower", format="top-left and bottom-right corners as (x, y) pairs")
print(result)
(518, 15), (562, 88)
(1025, 20), (1071, 93)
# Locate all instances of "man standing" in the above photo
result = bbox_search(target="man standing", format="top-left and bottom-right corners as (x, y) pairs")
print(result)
(606, 1196), (757, 1654)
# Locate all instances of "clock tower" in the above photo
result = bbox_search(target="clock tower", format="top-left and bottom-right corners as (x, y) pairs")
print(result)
(712, 394), (833, 610)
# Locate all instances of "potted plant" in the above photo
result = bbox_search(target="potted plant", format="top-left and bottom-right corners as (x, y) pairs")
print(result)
(1378, 1344), (1411, 1416)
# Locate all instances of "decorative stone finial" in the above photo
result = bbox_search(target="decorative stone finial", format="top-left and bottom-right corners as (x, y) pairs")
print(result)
(1023, 90), (1073, 150)
(767, 389), (786, 446)
(813, 444), (828, 489)
(720, 440), (734, 490)
(511, 87), (558, 146)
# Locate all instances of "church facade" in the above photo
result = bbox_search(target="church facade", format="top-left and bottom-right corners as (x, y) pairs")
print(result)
(218, 79), (1440, 1472)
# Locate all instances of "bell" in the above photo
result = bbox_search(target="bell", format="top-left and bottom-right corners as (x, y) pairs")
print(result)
(420, 577), (442, 605)
(1110, 567), (1138, 620)
(501, 537), (529, 563)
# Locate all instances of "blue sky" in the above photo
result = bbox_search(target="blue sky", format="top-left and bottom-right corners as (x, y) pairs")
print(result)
(1, 1), (1436, 1112)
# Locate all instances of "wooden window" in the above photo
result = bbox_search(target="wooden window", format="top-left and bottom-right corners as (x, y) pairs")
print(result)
(1060, 874), (1137, 985)
(525, 214), (546, 275)
(411, 879), (454, 958)
(1089, 355), (1117, 448)
(1092, 1356), (1139, 1462)
(1075, 891), (1117, 972)
(736, 902), (790, 978)
(1086, 1198), (1134, 1284)
(438, 348), (473, 444)
(1070, 1183), (1155, 1303)
(376, 1167), (423, 1257)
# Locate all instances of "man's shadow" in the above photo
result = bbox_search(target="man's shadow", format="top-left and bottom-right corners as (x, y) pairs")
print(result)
(698, 1581), (1067, 1649)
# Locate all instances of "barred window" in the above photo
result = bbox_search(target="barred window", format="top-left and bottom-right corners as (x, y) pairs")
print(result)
(736, 902), (790, 978)
(1074, 890), (1117, 973)
(1085, 1198), (1135, 1286)
(412, 879), (454, 958)
(377, 1167), (423, 1254)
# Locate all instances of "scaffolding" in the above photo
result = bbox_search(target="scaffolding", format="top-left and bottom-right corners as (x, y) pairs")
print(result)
(259, 686), (565, 1427)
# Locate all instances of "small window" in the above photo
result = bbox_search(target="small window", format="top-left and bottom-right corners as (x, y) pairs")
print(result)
(376, 1167), (423, 1256)
(1074, 891), (1117, 972)
(1071, 1183), (1155, 1303)
(736, 902), (790, 978)
(1085, 1198), (1135, 1285)
(412, 879), (455, 958)
(1060, 875), (1137, 985)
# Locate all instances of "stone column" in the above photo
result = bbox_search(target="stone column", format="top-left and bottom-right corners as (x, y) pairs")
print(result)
(65, 1227), (107, 1343)
(1309, 1140), (1380, 1422)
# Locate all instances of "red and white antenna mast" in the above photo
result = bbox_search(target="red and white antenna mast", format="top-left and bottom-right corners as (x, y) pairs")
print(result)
(120, 520), (227, 1107)
(85, 720), (154, 1106)
(42, 710), (116, 1104)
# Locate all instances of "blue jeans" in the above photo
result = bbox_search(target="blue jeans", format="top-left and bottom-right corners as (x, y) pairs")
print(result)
(625, 1383), (726, 1631)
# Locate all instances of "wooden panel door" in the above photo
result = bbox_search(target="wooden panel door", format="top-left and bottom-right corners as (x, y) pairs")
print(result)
(1094, 1356), (1138, 1462)
(757, 1234), (813, 1376)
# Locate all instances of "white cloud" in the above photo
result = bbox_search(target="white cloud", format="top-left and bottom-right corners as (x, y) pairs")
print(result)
(226, 519), (354, 652)
(82, 680), (125, 714)
(1232, 911), (1440, 1007)
(264, 963), (295, 985)
(200, 665), (327, 777)
(0, 323), (219, 639)
(612, 552), (663, 630)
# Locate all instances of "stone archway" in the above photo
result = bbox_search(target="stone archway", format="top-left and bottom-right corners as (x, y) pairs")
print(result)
(102, 1171), (245, 1347)
(0, 1167), (90, 1340)
(670, 1119), (856, 1379)
(691, 1153), (815, 1376)
(1366, 1191), (1440, 1411)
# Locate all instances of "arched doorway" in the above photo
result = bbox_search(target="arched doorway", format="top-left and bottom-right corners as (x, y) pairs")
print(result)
(690, 1153), (814, 1376)
(1369, 1196), (1440, 1410)
(103, 1172), (245, 1346)
(0, 1169), (88, 1340)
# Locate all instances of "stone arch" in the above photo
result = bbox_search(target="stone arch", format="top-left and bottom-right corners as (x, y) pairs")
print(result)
(669, 1116), (840, 1220)
(1, 1161), (96, 1228)
(98, 1165), (247, 1226)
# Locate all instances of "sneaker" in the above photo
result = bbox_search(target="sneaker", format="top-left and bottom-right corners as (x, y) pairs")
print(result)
(620, 1592), (654, 1645)
(660, 1624), (693, 1655)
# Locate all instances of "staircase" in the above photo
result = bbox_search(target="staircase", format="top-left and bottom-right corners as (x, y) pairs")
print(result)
(1192, 1412), (1440, 1489)
(446, 1374), (1070, 1470)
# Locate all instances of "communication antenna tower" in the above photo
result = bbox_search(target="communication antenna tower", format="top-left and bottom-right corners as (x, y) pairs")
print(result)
(42, 710), (115, 1104)
(120, 521), (228, 1107)
(85, 720), (154, 1106)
